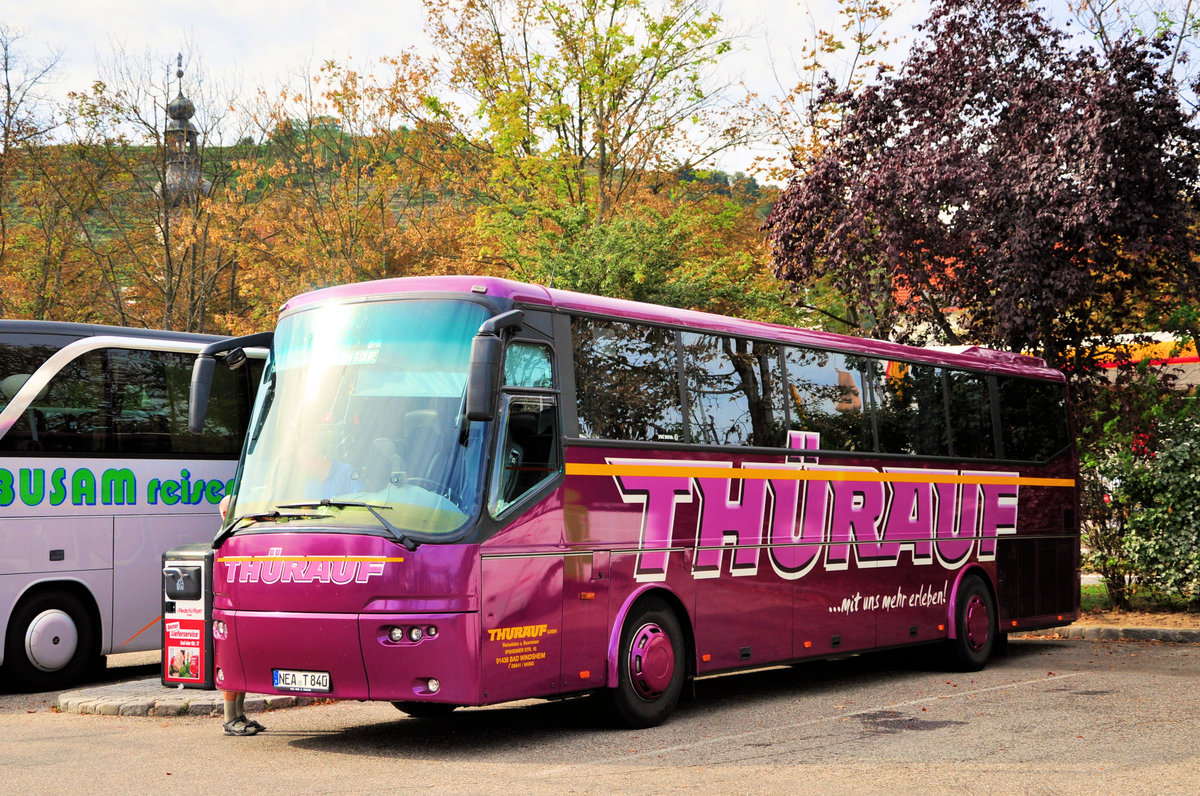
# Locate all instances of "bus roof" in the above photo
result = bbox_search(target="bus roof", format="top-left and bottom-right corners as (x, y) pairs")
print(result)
(281, 276), (1062, 381)
(0, 319), (228, 344)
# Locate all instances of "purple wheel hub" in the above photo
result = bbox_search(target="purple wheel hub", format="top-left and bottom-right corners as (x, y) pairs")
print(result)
(964, 594), (990, 652)
(628, 622), (675, 700)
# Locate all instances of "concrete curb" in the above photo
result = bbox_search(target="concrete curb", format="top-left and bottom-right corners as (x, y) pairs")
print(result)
(55, 679), (321, 717)
(1016, 624), (1200, 644)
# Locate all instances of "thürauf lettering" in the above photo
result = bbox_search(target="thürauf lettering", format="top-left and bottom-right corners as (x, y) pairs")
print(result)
(612, 433), (1019, 583)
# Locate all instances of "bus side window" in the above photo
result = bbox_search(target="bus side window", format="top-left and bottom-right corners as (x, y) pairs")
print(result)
(874, 361), (951, 456)
(489, 394), (560, 516)
(109, 349), (171, 454)
(571, 317), (684, 442)
(106, 349), (257, 457)
(504, 342), (553, 388)
(490, 343), (559, 515)
(783, 347), (872, 452)
(1, 349), (108, 454)
(998, 377), (1070, 461)
(945, 370), (996, 459)
(0, 340), (62, 416)
(681, 333), (786, 448)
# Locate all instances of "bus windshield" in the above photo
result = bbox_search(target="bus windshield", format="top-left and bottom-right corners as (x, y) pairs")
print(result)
(231, 298), (491, 538)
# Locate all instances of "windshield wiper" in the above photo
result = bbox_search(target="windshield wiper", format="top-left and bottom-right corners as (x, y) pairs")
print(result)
(278, 499), (419, 551)
(245, 371), (276, 455)
(212, 508), (325, 548)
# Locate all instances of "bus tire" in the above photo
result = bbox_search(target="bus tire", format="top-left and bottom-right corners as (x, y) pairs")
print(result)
(4, 589), (97, 691)
(608, 597), (685, 729)
(947, 575), (995, 672)
(391, 701), (457, 718)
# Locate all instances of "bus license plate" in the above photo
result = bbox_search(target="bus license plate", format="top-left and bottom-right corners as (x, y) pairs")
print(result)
(273, 669), (330, 692)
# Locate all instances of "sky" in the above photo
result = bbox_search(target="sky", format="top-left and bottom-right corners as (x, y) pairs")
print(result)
(5, 0), (937, 175)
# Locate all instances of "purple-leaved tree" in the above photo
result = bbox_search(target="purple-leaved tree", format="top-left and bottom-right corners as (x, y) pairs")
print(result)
(765, 0), (1200, 372)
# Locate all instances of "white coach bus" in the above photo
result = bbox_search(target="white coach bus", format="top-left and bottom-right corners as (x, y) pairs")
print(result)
(0, 321), (260, 690)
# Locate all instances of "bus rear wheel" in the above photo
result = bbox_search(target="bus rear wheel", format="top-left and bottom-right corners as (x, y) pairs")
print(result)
(947, 575), (996, 672)
(608, 597), (685, 729)
(4, 590), (98, 691)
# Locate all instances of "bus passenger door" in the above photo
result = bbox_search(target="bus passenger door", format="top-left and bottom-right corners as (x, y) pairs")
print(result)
(480, 554), (563, 704)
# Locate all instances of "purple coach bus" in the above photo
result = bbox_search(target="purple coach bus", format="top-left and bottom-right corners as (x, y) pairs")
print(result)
(191, 276), (1078, 727)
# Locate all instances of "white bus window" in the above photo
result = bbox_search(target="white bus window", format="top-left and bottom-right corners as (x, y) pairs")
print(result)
(1, 350), (106, 454)
(0, 340), (65, 414)
(1, 348), (256, 456)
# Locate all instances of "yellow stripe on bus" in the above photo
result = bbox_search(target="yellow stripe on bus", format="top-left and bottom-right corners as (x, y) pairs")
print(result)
(565, 462), (1075, 488)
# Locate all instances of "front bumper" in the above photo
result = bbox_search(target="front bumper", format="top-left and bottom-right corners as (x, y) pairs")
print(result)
(213, 608), (480, 704)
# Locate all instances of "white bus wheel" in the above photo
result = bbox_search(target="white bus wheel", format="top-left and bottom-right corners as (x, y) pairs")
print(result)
(4, 590), (97, 691)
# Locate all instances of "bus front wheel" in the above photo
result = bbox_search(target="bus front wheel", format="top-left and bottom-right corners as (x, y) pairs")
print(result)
(3, 590), (97, 691)
(608, 598), (685, 728)
(947, 575), (996, 672)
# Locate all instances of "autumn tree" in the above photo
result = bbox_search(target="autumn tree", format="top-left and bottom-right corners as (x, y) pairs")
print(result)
(209, 57), (484, 332)
(766, 0), (1200, 368)
(419, 0), (771, 301)
(0, 25), (63, 317)
(41, 49), (247, 331)
(4, 146), (106, 321)
(750, 0), (901, 184)
(427, 0), (741, 219)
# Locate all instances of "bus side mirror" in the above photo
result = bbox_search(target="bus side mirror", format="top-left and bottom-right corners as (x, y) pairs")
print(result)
(225, 348), (249, 370)
(465, 309), (525, 422)
(466, 334), (502, 421)
(189, 355), (216, 434)
(188, 331), (274, 434)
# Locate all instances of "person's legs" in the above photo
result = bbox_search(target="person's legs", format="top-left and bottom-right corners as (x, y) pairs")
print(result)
(238, 691), (266, 731)
(222, 691), (259, 735)
(223, 691), (239, 724)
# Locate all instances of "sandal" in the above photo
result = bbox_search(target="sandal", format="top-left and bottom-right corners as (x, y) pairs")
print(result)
(239, 715), (266, 732)
(222, 717), (260, 736)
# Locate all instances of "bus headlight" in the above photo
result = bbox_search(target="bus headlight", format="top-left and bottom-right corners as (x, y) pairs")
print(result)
(427, 678), (440, 694)
(408, 626), (423, 642)
(388, 627), (405, 643)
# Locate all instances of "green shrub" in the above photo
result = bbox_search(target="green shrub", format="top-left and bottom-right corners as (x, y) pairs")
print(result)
(1120, 417), (1200, 609)
(1077, 361), (1199, 610)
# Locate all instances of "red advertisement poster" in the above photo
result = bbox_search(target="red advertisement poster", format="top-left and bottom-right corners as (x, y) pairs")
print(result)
(164, 618), (205, 683)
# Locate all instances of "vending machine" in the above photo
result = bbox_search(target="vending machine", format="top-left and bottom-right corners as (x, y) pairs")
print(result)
(161, 544), (215, 689)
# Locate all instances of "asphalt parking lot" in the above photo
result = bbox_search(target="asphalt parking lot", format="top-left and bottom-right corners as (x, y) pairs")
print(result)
(3, 637), (1199, 794)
